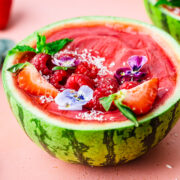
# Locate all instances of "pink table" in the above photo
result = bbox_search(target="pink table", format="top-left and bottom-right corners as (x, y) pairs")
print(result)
(1, 0), (180, 179)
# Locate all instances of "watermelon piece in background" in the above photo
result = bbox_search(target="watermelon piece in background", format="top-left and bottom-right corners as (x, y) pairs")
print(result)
(144, 0), (180, 43)
(0, 0), (12, 29)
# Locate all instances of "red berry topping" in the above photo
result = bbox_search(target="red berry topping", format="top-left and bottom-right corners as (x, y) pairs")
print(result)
(75, 61), (98, 79)
(65, 74), (94, 90)
(31, 53), (52, 75)
(86, 76), (118, 111)
(49, 70), (67, 89)
(85, 88), (116, 111)
(119, 81), (139, 90)
(95, 76), (119, 93)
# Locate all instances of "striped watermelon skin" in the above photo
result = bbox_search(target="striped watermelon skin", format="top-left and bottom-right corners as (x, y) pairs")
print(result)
(4, 89), (180, 166)
(2, 16), (180, 166)
(144, 0), (180, 42)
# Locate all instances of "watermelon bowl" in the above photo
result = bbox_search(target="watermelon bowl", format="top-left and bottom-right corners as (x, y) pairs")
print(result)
(144, 0), (180, 43)
(2, 16), (180, 166)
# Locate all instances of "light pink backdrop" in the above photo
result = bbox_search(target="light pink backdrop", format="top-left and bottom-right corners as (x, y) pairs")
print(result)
(1, 0), (180, 179)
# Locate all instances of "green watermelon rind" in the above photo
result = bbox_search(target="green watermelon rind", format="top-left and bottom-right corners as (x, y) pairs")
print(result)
(144, 0), (180, 42)
(2, 16), (180, 166)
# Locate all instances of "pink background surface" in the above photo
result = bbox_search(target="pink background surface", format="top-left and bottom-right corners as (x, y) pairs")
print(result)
(1, 0), (180, 179)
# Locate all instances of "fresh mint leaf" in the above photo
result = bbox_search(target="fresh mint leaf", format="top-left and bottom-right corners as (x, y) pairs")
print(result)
(52, 66), (75, 71)
(45, 38), (73, 55)
(155, 0), (180, 7)
(8, 34), (73, 56)
(7, 62), (30, 73)
(114, 99), (139, 127)
(99, 94), (116, 111)
(36, 34), (46, 53)
(9, 45), (36, 54)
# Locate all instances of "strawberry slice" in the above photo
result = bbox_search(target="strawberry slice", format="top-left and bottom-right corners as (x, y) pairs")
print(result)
(17, 64), (59, 98)
(122, 78), (159, 115)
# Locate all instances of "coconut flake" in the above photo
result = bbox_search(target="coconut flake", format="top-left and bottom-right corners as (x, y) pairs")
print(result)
(173, 8), (180, 15)
(75, 110), (105, 121)
(109, 62), (115, 68)
(42, 75), (50, 81)
(39, 96), (54, 104)
(166, 164), (173, 169)
(54, 48), (113, 76)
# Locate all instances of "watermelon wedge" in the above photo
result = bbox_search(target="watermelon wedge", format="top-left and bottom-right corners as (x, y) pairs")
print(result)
(2, 16), (180, 166)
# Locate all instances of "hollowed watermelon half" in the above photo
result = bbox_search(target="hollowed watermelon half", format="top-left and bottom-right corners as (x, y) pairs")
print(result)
(2, 16), (180, 166)
(144, 0), (180, 43)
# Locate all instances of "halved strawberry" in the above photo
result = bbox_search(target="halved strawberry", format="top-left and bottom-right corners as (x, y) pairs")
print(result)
(122, 78), (159, 115)
(17, 64), (59, 98)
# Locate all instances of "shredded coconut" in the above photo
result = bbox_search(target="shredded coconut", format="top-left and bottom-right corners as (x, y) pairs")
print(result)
(109, 62), (115, 68)
(158, 87), (169, 92)
(173, 8), (180, 15)
(94, 78), (98, 83)
(166, 164), (173, 169)
(42, 75), (50, 81)
(39, 96), (54, 104)
(75, 110), (105, 121)
(53, 48), (113, 76)
(109, 117), (114, 120)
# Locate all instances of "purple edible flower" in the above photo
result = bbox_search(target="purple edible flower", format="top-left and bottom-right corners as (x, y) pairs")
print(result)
(52, 54), (80, 67)
(128, 55), (147, 72)
(55, 85), (93, 110)
(115, 55), (147, 83)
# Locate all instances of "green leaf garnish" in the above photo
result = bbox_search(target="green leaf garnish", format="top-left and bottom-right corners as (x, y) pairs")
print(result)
(99, 90), (139, 127)
(36, 34), (46, 53)
(45, 38), (73, 55)
(155, 0), (180, 7)
(9, 45), (36, 54)
(7, 62), (30, 73)
(99, 94), (116, 111)
(52, 66), (76, 71)
(9, 34), (73, 56)
(114, 99), (139, 127)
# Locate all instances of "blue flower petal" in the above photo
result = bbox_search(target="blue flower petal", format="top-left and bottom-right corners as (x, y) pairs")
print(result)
(78, 85), (93, 102)
(55, 86), (93, 110)
(55, 90), (75, 107)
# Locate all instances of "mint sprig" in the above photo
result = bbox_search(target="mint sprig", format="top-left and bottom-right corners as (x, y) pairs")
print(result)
(44, 38), (73, 55)
(9, 34), (73, 56)
(99, 91), (139, 127)
(114, 99), (138, 127)
(7, 62), (30, 73)
(99, 94), (116, 111)
(155, 0), (180, 7)
(9, 45), (36, 54)
(52, 66), (76, 71)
